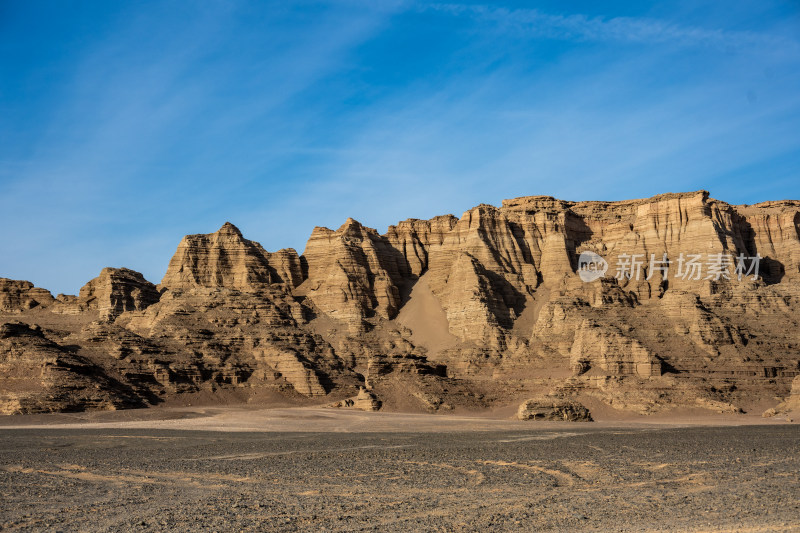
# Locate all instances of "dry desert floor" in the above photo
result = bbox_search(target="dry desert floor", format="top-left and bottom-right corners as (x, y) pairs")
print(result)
(1, 407), (799, 532)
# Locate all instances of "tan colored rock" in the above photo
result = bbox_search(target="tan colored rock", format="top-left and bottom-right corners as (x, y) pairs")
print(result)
(0, 278), (54, 313)
(331, 387), (382, 411)
(735, 201), (800, 282)
(79, 268), (160, 321)
(1, 190), (799, 417)
(299, 218), (405, 331)
(385, 215), (458, 276)
(432, 252), (511, 346)
(366, 354), (447, 381)
(121, 285), (353, 397)
(253, 346), (326, 397)
(517, 397), (592, 421)
(764, 375), (800, 417)
(657, 290), (741, 356)
(0, 322), (144, 414)
(694, 397), (743, 414)
(162, 222), (303, 291)
(569, 320), (662, 378)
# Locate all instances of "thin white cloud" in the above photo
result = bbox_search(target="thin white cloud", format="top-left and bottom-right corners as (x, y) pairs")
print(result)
(281, 24), (800, 225)
(2, 1), (798, 295)
(424, 3), (800, 52)
(0, 1), (401, 294)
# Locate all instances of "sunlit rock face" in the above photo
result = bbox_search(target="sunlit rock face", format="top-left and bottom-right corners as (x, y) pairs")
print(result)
(2, 191), (799, 416)
(161, 222), (303, 291)
(79, 268), (161, 321)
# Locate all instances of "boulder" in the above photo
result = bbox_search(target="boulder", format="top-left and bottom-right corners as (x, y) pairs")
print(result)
(517, 397), (593, 422)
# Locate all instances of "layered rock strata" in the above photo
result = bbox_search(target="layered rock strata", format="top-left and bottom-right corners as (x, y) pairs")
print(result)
(517, 397), (593, 421)
(79, 268), (161, 321)
(1, 192), (798, 416)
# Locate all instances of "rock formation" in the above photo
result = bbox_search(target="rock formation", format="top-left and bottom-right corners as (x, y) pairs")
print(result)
(162, 222), (303, 290)
(79, 268), (161, 321)
(517, 397), (593, 421)
(0, 322), (144, 414)
(1, 191), (798, 416)
(0, 278), (54, 313)
(331, 387), (382, 411)
(298, 218), (405, 332)
(763, 375), (800, 418)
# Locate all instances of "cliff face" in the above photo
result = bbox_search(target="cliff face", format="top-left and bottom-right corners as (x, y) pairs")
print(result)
(79, 268), (161, 321)
(0, 278), (54, 313)
(299, 218), (406, 331)
(1, 191), (798, 416)
(161, 222), (303, 291)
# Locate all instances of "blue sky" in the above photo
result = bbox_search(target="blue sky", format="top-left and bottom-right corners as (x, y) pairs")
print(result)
(1, 0), (799, 294)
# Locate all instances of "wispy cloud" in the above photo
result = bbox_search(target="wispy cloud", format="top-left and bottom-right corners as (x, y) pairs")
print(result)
(1, 1), (798, 294)
(0, 1), (400, 292)
(424, 3), (800, 52)
(276, 3), (800, 228)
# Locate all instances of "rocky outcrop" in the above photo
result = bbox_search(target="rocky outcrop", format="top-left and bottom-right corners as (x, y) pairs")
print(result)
(0, 322), (145, 415)
(331, 387), (382, 411)
(735, 201), (800, 282)
(79, 268), (160, 321)
(569, 321), (662, 378)
(117, 285), (357, 399)
(0, 278), (54, 313)
(252, 345), (327, 397)
(1, 191), (798, 417)
(517, 397), (592, 421)
(161, 222), (303, 291)
(763, 375), (800, 418)
(430, 252), (515, 346)
(385, 216), (458, 276)
(299, 219), (405, 331)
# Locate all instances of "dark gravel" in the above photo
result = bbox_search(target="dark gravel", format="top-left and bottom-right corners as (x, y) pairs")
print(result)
(1, 425), (799, 531)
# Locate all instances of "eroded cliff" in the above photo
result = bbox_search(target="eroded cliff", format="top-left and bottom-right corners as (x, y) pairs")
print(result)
(1, 191), (798, 417)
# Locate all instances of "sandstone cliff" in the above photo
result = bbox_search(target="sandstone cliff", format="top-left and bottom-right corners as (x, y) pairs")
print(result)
(79, 268), (161, 321)
(1, 191), (798, 417)
(162, 222), (303, 290)
(0, 278), (54, 313)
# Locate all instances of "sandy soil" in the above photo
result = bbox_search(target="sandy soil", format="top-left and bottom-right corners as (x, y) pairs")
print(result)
(395, 273), (458, 355)
(1, 408), (798, 531)
(0, 404), (797, 433)
(1, 422), (798, 532)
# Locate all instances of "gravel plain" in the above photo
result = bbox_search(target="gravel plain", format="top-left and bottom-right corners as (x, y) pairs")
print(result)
(1, 423), (799, 532)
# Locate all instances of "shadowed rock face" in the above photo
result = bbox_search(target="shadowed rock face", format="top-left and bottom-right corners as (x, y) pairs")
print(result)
(0, 322), (145, 414)
(517, 397), (593, 421)
(79, 268), (161, 321)
(1, 192), (799, 416)
(299, 218), (406, 332)
(0, 279), (54, 313)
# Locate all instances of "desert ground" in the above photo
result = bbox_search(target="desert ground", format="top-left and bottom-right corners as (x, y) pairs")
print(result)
(1, 408), (798, 532)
